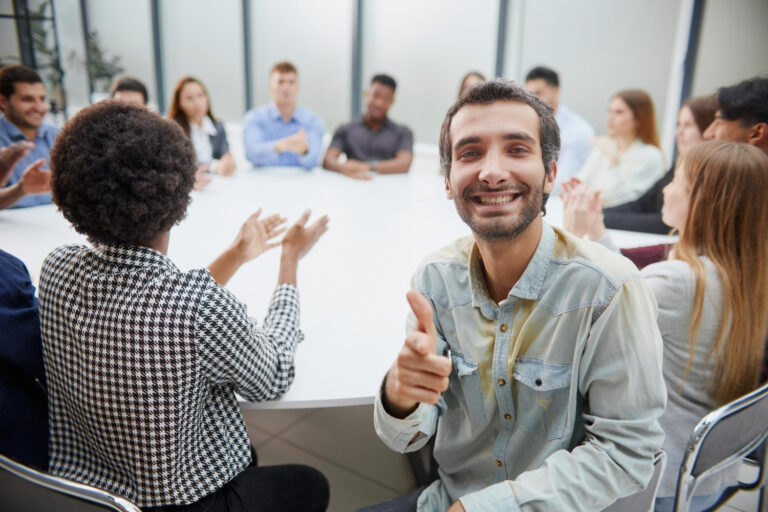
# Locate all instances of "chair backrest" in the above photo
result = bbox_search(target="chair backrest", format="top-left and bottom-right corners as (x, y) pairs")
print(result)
(675, 381), (768, 510)
(603, 450), (666, 511)
(0, 453), (141, 512)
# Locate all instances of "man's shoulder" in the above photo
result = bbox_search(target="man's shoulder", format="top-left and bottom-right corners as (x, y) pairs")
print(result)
(294, 106), (323, 126)
(387, 118), (413, 136)
(413, 235), (474, 281)
(243, 105), (273, 124)
(549, 227), (639, 284)
(40, 122), (59, 140)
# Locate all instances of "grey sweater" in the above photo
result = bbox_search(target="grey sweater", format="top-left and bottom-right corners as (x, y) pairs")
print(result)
(641, 256), (737, 497)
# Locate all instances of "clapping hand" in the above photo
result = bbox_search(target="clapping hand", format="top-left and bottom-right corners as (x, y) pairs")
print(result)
(281, 209), (329, 261)
(560, 178), (605, 240)
(231, 209), (288, 263)
(20, 158), (51, 195)
(0, 141), (34, 184)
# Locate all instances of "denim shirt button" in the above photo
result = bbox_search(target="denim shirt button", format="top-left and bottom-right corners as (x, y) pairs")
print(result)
(535, 378), (543, 386)
(495, 459), (503, 467)
(500, 323), (508, 332)
(497, 378), (506, 386)
(504, 413), (512, 420)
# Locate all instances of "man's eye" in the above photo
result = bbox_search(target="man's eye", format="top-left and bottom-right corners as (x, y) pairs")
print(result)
(510, 146), (528, 154)
(459, 151), (478, 159)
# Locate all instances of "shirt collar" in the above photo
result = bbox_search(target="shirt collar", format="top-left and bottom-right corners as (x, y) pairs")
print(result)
(0, 115), (31, 142)
(91, 243), (178, 272)
(191, 116), (217, 136)
(268, 104), (298, 123)
(468, 222), (555, 317)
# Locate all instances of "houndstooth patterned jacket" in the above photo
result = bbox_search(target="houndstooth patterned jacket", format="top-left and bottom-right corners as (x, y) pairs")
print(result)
(38, 243), (303, 507)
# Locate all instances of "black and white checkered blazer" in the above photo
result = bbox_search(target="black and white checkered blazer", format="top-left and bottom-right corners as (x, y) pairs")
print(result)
(38, 243), (303, 507)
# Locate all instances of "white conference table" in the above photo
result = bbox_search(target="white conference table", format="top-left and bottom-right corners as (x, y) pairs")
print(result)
(0, 165), (674, 409)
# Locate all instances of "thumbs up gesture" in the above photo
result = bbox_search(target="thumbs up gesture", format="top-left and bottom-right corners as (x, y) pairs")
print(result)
(383, 290), (453, 418)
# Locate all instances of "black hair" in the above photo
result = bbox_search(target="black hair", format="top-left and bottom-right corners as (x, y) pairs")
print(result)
(717, 76), (768, 126)
(524, 66), (559, 88)
(110, 76), (149, 104)
(0, 65), (43, 98)
(371, 74), (397, 91)
(50, 100), (196, 245)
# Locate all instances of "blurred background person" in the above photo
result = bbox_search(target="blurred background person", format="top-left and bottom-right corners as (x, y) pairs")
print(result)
(169, 76), (235, 180)
(525, 65), (594, 189)
(110, 76), (149, 107)
(457, 71), (485, 98)
(576, 89), (665, 207)
(602, 95), (717, 234)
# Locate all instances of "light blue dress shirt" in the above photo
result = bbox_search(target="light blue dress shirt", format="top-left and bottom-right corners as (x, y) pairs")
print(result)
(242, 104), (324, 170)
(374, 223), (667, 512)
(0, 115), (58, 208)
(554, 104), (594, 192)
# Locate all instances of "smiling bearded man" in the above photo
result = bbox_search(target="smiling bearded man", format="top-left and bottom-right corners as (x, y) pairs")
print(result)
(360, 79), (667, 512)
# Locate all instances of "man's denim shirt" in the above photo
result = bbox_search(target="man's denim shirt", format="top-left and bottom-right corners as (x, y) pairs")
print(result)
(374, 223), (667, 512)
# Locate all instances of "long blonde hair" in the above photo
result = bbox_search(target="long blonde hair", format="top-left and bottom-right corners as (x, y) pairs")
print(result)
(674, 140), (768, 405)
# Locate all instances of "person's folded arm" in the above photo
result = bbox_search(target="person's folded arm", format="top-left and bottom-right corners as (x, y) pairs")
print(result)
(374, 150), (413, 174)
(297, 115), (325, 170)
(243, 112), (281, 167)
(459, 276), (667, 512)
(194, 282), (302, 401)
(0, 182), (26, 210)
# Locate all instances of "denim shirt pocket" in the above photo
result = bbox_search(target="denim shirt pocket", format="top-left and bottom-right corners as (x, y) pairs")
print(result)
(513, 358), (572, 440)
(450, 352), (488, 429)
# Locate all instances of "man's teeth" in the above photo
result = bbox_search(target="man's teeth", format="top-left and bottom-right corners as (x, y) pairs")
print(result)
(479, 195), (516, 205)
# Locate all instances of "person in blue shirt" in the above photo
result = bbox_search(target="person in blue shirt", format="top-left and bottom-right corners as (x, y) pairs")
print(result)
(0, 65), (58, 208)
(0, 249), (48, 471)
(242, 61), (324, 170)
(525, 66), (594, 192)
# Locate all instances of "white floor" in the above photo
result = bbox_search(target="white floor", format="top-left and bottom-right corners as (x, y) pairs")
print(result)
(243, 405), (761, 512)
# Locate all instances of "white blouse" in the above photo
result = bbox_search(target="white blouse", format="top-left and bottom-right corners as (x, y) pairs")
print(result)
(189, 116), (217, 166)
(577, 139), (665, 207)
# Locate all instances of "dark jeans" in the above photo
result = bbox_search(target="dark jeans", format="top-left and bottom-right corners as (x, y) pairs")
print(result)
(356, 488), (425, 512)
(146, 449), (329, 512)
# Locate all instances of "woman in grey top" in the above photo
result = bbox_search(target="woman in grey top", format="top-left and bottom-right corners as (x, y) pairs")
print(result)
(562, 140), (768, 511)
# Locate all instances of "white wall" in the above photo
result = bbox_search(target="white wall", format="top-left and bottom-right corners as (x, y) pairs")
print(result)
(86, 0), (156, 109)
(691, 0), (768, 97)
(509, 0), (682, 150)
(362, 0), (497, 145)
(161, 0), (245, 122)
(249, 0), (352, 135)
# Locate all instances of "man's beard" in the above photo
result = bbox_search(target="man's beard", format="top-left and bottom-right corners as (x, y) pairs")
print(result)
(453, 179), (544, 241)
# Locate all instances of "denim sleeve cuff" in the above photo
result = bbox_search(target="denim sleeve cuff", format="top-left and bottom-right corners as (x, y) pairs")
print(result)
(459, 481), (520, 512)
(373, 383), (437, 453)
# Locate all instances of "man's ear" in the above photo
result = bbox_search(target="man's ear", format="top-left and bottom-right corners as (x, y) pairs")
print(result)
(445, 175), (454, 200)
(749, 122), (768, 146)
(0, 94), (8, 112)
(543, 160), (557, 193)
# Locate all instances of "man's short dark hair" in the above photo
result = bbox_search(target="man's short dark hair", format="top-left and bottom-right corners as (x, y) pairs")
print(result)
(717, 76), (768, 126)
(371, 74), (397, 91)
(110, 76), (149, 104)
(439, 79), (561, 212)
(50, 101), (196, 245)
(525, 66), (559, 88)
(271, 61), (298, 75)
(0, 65), (43, 98)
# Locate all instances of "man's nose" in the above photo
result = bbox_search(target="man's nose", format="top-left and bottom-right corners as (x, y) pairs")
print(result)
(478, 151), (507, 186)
